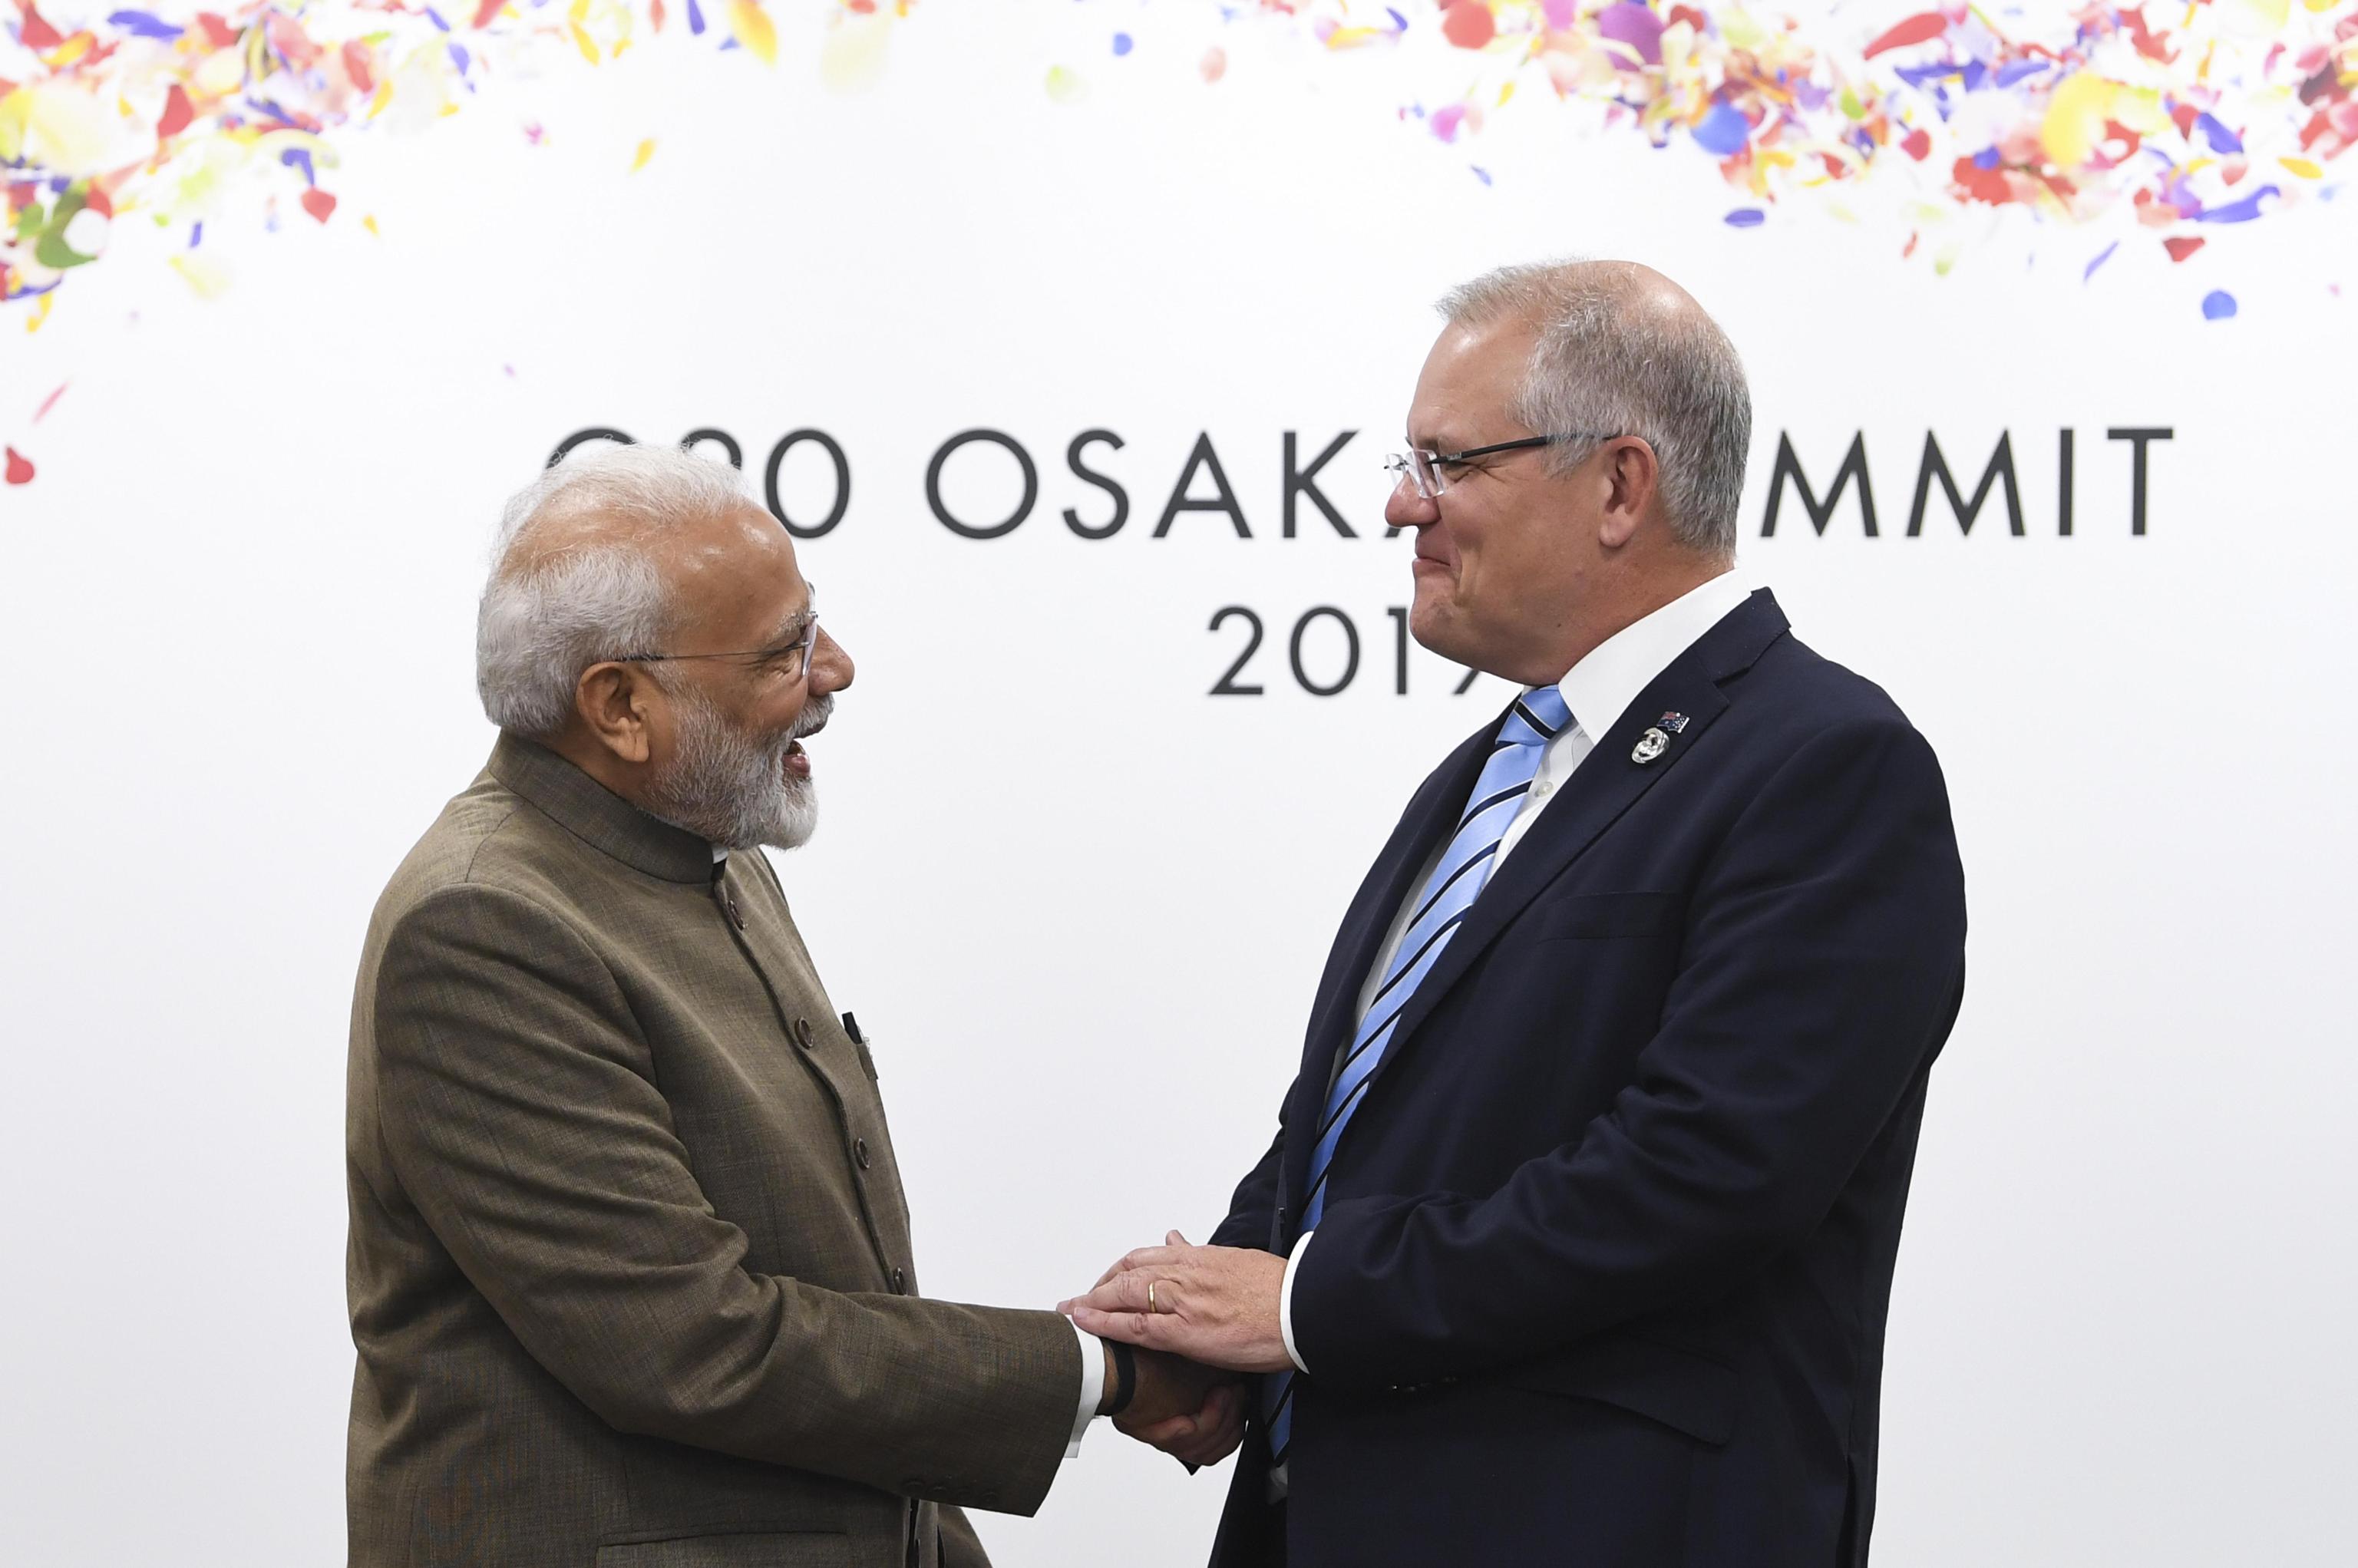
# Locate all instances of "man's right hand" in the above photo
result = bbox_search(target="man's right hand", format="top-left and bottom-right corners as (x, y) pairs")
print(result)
(1101, 1345), (1247, 1467)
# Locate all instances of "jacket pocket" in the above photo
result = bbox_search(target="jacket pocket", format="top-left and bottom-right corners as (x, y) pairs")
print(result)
(596, 1529), (854, 1567)
(1501, 1334), (1739, 1446)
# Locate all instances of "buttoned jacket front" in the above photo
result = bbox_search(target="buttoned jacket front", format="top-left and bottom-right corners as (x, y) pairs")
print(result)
(1208, 593), (1969, 1568)
(347, 737), (1077, 1568)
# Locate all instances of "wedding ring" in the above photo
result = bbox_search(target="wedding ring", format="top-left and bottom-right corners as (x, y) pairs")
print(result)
(1148, 1280), (1158, 1315)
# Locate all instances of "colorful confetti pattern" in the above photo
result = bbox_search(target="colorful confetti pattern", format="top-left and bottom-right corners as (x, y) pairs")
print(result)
(4, 2), (2351, 482)
(0, 0), (834, 326)
(1268, 0), (2356, 282)
(8, 2), (2350, 322)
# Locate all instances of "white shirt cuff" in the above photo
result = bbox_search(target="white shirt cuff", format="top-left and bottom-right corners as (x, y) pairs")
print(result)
(1280, 1230), (1313, 1375)
(1066, 1319), (1104, 1457)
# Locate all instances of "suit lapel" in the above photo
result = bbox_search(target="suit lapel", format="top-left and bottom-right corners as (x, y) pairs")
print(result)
(1279, 721), (1497, 1220)
(1349, 591), (1793, 1123)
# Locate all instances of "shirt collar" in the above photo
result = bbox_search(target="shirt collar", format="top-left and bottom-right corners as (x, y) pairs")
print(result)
(1547, 569), (1753, 742)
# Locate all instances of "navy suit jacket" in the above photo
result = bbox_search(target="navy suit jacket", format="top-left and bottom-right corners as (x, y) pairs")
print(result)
(1207, 591), (1967, 1568)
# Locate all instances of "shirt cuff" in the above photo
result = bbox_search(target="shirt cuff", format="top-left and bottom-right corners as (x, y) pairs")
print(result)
(1280, 1230), (1314, 1376)
(1066, 1319), (1105, 1457)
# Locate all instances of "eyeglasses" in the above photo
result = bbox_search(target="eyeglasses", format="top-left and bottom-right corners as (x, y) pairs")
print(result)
(1383, 432), (1618, 500)
(616, 612), (820, 685)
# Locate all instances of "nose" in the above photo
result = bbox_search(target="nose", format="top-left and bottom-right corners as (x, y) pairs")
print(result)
(1384, 472), (1438, 530)
(810, 625), (854, 695)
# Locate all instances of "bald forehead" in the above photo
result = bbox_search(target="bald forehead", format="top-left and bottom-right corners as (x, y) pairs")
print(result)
(1560, 258), (1687, 299)
(659, 503), (792, 585)
(500, 490), (801, 654)
(1415, 260), (1719, 418)
(509, 490), (765, 556)
(1471, 259), (1706, 335)
(509, 496), (787, 586)
(1597, 267), (1710, 332)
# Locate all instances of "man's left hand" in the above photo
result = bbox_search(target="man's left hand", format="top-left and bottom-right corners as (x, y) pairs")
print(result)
(1059, 1230), (1292, 1375)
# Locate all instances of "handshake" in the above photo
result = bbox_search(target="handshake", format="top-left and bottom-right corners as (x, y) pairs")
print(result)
(1057, 1230), (1294, 1467)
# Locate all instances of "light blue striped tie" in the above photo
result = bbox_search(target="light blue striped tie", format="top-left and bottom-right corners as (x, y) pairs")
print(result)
(1264, 684), (1572, 1466)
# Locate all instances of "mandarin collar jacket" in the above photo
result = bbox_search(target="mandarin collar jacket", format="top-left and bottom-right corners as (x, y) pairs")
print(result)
(347, 735), (1080, 1568)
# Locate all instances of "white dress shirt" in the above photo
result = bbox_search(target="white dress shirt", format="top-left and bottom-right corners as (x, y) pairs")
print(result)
(1277, 569), (1755, 1377)
(715, 849), (1105, 1454)
(1066, 1320), (1105, 1454)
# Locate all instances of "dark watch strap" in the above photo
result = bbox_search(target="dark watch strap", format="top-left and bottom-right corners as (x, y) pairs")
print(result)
(1105, 1339), (1137, 1417)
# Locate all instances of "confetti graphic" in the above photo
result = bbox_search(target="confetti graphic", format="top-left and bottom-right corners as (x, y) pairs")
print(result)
(1263, 0), (2356, 275)
(0, 0), (809, 317)
(3, 2), (2351, 482)
(7, 2), (2350, 323)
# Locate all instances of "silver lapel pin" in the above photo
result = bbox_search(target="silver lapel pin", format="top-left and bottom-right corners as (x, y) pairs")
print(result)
(1631, 711), (1689, 766)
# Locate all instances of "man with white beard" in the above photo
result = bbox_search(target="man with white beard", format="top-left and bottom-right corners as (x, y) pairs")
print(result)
(345, 445), (1228, 1568)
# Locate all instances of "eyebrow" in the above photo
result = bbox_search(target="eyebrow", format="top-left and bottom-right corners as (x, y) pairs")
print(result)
(764, 588), (817, 651)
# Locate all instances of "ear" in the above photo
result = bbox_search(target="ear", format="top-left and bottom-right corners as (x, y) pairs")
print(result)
(574, 662), (661, 765)
(1596, 437), (1662, 551)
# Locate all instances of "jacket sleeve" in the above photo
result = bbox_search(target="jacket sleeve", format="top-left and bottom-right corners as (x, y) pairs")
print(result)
(1290, 718), (1968, 1386)
(369, 881), (1081, 1514)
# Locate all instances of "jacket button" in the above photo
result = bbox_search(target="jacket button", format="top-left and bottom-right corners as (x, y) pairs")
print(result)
(892, 1266), (908, 1293)
(794, 1017), (814, 1050)
(725, 896), (745, 929)
(854, 1137), (872, 1169)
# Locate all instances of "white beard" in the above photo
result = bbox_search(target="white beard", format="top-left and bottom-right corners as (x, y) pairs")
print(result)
(642, 688), (827, 852)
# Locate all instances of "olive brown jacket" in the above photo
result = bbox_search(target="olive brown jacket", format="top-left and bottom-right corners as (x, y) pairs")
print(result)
(346, 736), (1079, 1568)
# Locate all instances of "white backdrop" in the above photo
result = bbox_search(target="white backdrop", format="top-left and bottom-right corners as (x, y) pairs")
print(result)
(4, 5), (2355, 1564)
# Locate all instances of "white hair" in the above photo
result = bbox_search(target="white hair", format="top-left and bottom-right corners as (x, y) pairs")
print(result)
(476, 444), (754, 738)
(642, 685), (829, 852)
(1438, 259), (1752, 559)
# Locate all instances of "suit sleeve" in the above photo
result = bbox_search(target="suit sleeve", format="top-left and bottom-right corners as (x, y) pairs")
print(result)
(370, 882), (1080, 1514)
(1290, 718), (1967, 1386)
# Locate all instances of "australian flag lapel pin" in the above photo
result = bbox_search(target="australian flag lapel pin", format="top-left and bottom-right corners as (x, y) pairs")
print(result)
(1631, 711), (1689, 766)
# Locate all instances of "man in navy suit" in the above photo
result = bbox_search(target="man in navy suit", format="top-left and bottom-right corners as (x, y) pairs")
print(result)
(1065, 259), (1967, 1566)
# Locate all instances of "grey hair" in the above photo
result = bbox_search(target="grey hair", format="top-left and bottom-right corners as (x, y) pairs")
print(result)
(475, 443), (754, 738)
(1438, 259), (1751, 558)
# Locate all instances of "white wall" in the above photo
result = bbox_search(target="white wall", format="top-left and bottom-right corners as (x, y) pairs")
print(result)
(2, 5), (2353, 1564)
